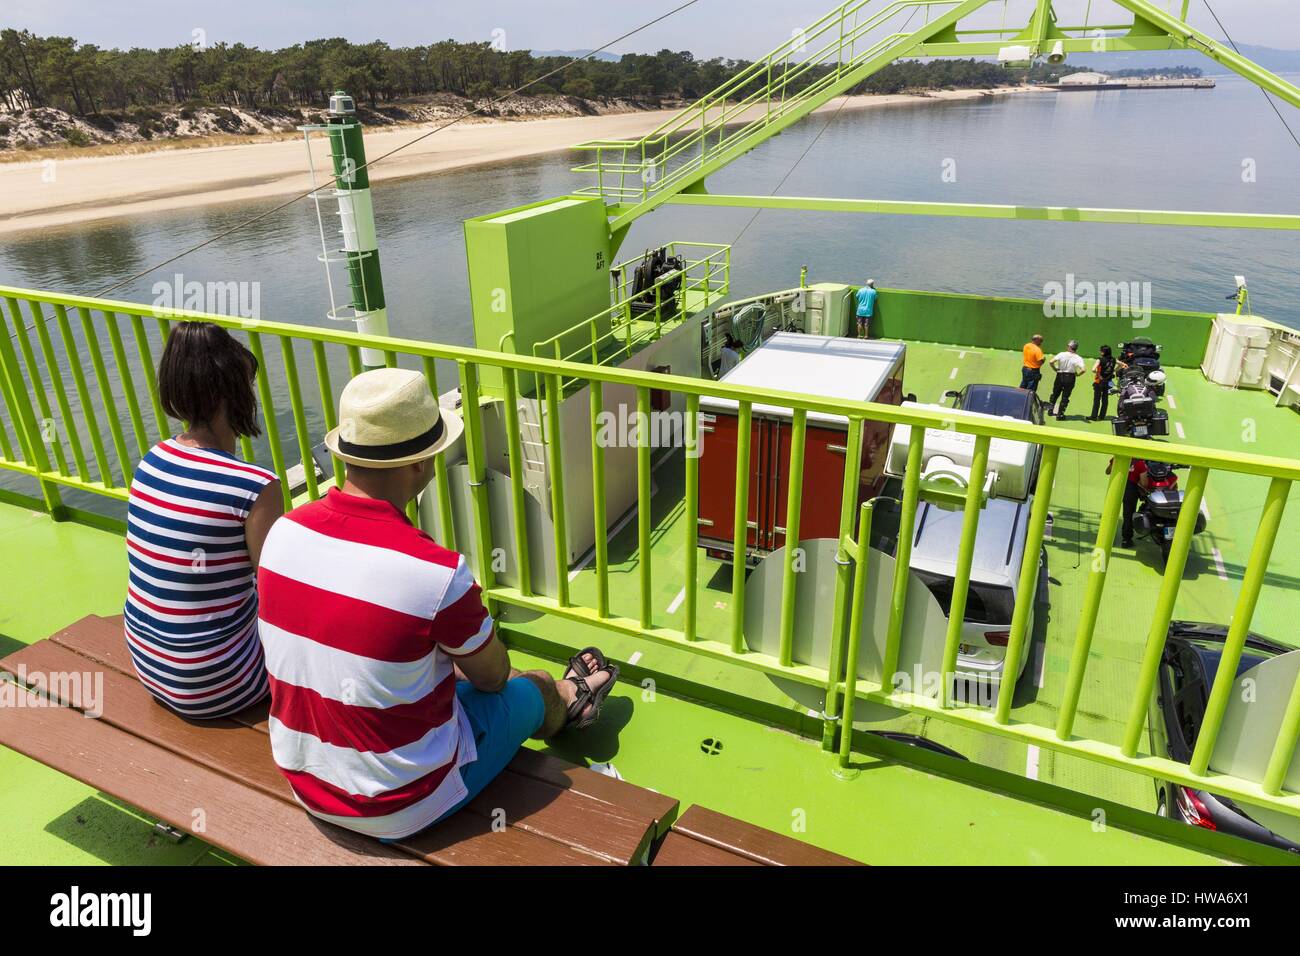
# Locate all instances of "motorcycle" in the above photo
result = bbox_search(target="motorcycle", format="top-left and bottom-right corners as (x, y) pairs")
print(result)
(1112, 369), (1169, 438)
(1132, 460), (1207, 564)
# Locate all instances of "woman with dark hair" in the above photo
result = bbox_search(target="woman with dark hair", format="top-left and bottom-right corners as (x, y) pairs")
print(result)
(123, 322), (282, 718)
(1090, 344), (1118, 421)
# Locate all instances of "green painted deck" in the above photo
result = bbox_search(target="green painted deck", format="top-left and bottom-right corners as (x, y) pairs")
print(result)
(5, 338), (1299, 864)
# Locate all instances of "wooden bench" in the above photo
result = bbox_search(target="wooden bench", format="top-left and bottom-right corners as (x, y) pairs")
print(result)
(0, 614), (679, 866)
(651, 805), (864, 866)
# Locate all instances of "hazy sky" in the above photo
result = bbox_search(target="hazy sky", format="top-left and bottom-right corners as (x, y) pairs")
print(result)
(4, 0), (1297, 57)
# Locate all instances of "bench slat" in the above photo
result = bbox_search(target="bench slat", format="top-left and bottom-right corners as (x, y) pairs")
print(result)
(3, 641), (628, 866)
(50, 615), (669, 863)
(507, 748), (679, 837)
(0, 683), (422, 866)
(651, 831), (763, 866)
(671, 805), (864, 866)
(2, 641), (292, 800)
(398, 809), (612, 867)
(468, 769), (657, 865)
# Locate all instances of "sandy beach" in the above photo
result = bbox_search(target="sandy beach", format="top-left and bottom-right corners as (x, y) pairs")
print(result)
(0, 87), (1036, 236)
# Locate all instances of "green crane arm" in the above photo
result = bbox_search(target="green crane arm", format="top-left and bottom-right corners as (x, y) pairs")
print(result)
(1110, 0), (1300, 109)
(573, 0), (1300, 246)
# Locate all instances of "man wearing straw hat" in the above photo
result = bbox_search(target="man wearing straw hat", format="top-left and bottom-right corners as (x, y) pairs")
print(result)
(257, 368), (618, 840)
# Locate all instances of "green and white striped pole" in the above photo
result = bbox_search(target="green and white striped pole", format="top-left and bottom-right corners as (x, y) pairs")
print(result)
(327, 91), (388, 368)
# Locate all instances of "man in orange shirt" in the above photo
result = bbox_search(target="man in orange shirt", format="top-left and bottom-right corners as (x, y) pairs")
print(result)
(1019, 334), (1046, 395)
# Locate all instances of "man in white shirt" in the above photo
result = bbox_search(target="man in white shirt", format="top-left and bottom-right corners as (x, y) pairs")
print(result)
(1047, 339), (1087, 420)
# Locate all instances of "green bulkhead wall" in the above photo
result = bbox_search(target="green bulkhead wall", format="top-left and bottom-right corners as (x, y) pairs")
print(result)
(871, 287), (1215, 368)
(465, 196), (613, 398)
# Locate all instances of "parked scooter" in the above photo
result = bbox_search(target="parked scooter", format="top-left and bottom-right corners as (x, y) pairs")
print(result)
(1132, 460), (1208, 564)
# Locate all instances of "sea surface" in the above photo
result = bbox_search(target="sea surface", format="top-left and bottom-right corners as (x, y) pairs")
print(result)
(3, 75), (1298, 338)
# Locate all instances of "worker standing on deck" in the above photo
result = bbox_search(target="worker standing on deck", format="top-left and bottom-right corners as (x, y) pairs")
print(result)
(1090, 345), (1118, 421)
(856, 279), (877, 338)
(1020, 334), (1046, 395)
(256, 369), (619, 840)
(1047, 339), (1087, 420)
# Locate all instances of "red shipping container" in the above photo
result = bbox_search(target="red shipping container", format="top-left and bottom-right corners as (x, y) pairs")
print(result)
(697, 333), (905, 562)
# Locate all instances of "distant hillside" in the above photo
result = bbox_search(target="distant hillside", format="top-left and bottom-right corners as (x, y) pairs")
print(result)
(1063, 43), (1300, 75)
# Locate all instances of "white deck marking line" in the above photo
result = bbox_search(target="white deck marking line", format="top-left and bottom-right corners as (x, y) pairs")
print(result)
(1025, 745), (1041, 780)
(1174, 421), (1186, 439)
(1167, 395), (1177, 410)
(569, 505), (641, 580)
(949, 367), (959, 379)
(666, 587), (686, 614)
(1211, 548), (1229, 581)
(627, 651), (643, 666)
(1034, 642), (1047, 689)
(959, 351), (967, 359)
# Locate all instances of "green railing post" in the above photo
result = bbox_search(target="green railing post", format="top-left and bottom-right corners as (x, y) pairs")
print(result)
(502, 369), (533, 598)
(77, 307), (132, 486)
(543, 373), (570, 607)
(1120, 465), (1208, 754)
(312, 341), (346, 489)
(730, 401), (753, 653)
(882, 425), (926, 691)
(103, 311), (150, 458)
(128, 312), (169, 438)
(996, 444), (1060, 723)
(683, 393), (700, 639)
(940, 434), (991, 708)
(839, 499), (874, 768)
(26, 301), (88, 481)
(589, 380), (609, 616)
(1057, 458), (1130, 739)
(1190, 477), (1290, 775)
(52, 306), (111, 486)
(637, 386), (653, 629)
(420, 357), (456, 552)
(8, 298), (70, 476)
(822, 417), (864, 751)
(1264, 669), (1300, 795)
(279, 336), (319, 500)
(0, 301), (62, 514)
(777, 408), (807, 666)
(245, 331), (291, 510)
(458, 361), (497, 597)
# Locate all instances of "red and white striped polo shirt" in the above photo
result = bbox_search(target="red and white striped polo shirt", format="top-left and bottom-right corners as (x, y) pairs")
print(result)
(256, 487), (493, 839)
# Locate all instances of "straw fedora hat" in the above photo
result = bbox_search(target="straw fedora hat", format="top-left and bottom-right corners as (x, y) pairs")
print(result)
(324, 368), (463, 468)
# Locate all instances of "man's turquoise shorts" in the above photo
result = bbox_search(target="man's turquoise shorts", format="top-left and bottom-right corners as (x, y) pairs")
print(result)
(439, 676), (546, 820)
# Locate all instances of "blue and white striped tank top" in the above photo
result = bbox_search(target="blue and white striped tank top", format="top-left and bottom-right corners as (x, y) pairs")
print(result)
(124, 439), (276, 718)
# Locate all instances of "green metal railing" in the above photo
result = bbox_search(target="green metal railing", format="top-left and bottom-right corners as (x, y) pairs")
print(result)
(532, 242), (730, 381)
(2, 283), (1300, 825)
(572, 0), (975, 223)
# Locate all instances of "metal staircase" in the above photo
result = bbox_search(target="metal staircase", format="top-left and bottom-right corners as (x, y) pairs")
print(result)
(572, 0), (988, 231)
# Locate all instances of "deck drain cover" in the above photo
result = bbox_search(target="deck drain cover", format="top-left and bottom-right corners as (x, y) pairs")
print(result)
(700, 738), (724, 756)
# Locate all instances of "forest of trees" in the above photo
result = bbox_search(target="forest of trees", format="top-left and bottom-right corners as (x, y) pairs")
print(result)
(0, 29), (1021, 117)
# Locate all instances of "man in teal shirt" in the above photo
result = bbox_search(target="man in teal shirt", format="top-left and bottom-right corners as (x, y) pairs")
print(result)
(856, 280), (877, 338)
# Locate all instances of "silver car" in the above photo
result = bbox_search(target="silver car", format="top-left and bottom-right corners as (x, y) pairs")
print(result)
(909, 496), (1037, 683)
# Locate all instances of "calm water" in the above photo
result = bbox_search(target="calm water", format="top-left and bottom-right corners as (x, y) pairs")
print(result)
(3, 75), (1299, 338)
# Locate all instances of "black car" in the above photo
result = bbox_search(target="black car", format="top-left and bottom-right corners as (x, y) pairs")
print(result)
(944, 383), (1046, 425)
(1150, 622), (1300, 853)
(943, 383), (1045, 488)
